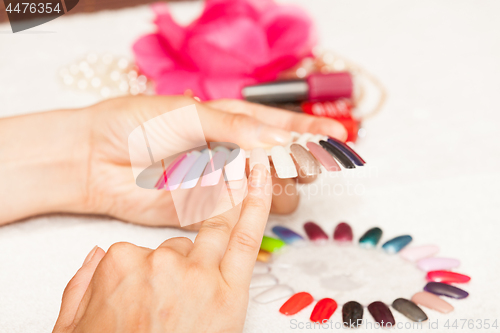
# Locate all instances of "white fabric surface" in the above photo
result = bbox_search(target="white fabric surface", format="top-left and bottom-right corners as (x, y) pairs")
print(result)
(1, 1), (500, 332)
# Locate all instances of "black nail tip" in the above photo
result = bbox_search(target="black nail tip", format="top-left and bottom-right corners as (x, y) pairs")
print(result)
(327, 137), (365, 166)
(342, 301), (364, 327)
(319, 140), (356, 169)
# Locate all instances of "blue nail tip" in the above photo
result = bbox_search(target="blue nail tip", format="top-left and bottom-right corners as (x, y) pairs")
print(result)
(272, 226), (304, 244)
(327, 137), (365, 166)
(382, 235), (413, 253)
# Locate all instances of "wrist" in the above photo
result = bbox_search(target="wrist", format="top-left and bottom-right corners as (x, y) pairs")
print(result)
(0, 108), (92, 224)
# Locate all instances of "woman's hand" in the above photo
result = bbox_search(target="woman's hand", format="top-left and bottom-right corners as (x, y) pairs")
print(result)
(53, 165), (272, 333)
(84, 96), (346, 228)
(0, 95), (346, 226)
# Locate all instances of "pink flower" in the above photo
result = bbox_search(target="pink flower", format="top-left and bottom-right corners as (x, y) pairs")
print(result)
(133, 0), (317, 100)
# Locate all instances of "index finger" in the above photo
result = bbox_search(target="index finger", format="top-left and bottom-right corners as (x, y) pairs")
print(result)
(219, 164), (272, 288)
(206, 99), (347, 141)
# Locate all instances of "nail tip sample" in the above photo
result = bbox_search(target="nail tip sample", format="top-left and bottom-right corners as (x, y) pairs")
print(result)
(272, 226), (304, 244)
(426, 270), (471, 284)
(319, 140), (356, 169)
(411, 291), (454, 314)
(392, 298), (428, 322)
(310, 298), (338, 323)
(399, 245), (439, 262)
(260, 235), (286, 253)
(359, 227), (383, 248)
(303, 221), (329, 242)
(333, 222), (353, 242)
(270, 145), (298, 179)
(306, 142), (341, 172)
(367, 301), (395, 327)
(290, 143), (322, 176)
(342, 301), (364, 327)
(417, 257), (460, 272)
(327, 136), (365, 166)
(382, 235), (412, 254)
(424, 282), (469, 299)
(253, 285), (294, 304)
(279, 292), (314, 316)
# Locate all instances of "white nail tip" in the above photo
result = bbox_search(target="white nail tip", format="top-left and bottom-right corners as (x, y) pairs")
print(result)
(250, 148), (271, 174)
(271, 146), (298, 178)
(399, 245), (439, 262)
(253, 285), (294, 304)
(224, 148), (246, 181)
(250, 274), (278, 289)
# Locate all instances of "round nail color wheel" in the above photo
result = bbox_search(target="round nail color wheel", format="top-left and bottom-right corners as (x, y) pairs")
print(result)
(252, 222), (470, 328)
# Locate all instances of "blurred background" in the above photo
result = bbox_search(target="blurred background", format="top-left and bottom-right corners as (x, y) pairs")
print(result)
(1, 0), (499, 331)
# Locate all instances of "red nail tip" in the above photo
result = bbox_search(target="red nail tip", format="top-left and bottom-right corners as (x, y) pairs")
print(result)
(333, 222), (353, 242)
(279, 292), (314, 316)
(426, 270), (471, 284)
(304, 222), (329, 242)
(310, 298), (338, 323)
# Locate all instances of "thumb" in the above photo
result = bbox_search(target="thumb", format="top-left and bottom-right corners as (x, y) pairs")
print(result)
(53, 246), (105, 332)
(198, 105), (292, 149)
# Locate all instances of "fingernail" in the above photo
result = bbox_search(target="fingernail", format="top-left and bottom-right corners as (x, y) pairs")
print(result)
(83, 246), (98, 265)
(258, 125), (292, 145)
(249, 163), (268, 187)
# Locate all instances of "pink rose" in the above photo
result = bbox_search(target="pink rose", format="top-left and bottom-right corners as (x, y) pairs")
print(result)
(133, 0), (317, 100)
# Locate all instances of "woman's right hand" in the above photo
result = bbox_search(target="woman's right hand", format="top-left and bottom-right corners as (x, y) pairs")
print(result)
(53, 164), (272, 333)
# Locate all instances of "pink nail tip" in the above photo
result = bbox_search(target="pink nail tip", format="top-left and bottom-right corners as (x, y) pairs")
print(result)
(333, 222), (353, 242)
(304, 221), (329, 242)
(417, 257), (460, 272)
(306, 142), (341, 171)
(399, 245), (439, 262)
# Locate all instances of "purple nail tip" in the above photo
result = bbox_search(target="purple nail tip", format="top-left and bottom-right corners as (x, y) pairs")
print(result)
(303, 221), (329, 242)
(424, 282), (469, 299)
(367, 301), (395, 327)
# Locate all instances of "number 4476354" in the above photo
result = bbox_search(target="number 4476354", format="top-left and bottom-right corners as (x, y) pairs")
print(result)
(6, 2), (61, 14)
(444, 319), (498, 330)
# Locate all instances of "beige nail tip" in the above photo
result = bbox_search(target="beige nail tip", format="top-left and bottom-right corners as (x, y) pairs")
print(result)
(290, 143), (322, 176)
(250, 148), (271, 174)
(411, 291), (454, 314)
(270, 146), (298, 179)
